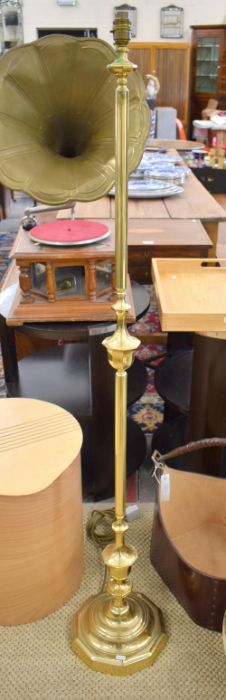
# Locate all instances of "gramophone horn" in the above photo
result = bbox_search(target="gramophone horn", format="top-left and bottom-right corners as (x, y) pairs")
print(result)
(0, 35), (149, 205)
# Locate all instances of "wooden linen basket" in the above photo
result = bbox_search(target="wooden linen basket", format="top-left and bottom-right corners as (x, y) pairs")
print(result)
(0, 398), (84, 625)
(150, 438), (226, 632)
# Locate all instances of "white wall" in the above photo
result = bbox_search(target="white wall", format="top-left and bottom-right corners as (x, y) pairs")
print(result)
(23, 0), (226, 45)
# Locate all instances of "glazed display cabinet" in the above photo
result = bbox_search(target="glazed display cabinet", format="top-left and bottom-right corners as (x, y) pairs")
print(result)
(189, 25), (226, 136)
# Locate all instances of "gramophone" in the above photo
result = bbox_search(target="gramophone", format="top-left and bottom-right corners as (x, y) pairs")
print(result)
(7, 213), (137, 323)
(0, 31), (147, 323)
(0, 16), (167, 673)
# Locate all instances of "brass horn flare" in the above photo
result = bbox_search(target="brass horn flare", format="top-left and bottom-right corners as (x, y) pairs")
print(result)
(0, 35), (149, 204)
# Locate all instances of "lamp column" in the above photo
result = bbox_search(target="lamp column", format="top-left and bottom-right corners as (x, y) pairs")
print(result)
(72, 10), (167, 675)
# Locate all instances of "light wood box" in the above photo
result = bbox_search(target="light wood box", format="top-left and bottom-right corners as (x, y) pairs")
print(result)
(152, 258), (226, 332)
(0, 398), (84, 625)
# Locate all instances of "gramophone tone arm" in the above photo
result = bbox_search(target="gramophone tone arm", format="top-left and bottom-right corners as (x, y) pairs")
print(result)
(21, 202), (76, 230)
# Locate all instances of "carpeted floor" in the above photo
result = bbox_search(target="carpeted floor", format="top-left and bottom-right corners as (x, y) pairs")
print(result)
(0, 230), (16, 280)
(0, 509), (224, 700)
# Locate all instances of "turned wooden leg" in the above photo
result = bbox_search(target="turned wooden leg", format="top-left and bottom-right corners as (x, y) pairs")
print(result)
(19, 264), (33, 303)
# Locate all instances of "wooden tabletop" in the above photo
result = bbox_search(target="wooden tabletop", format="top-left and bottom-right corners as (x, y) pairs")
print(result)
(74, 168), (226, 224)
(16, 208), (211, 252)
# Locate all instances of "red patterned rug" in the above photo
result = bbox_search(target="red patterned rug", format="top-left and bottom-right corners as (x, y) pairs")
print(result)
(128, 286), (164, 434)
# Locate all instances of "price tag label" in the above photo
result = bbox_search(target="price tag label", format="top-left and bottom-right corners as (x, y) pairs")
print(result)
(160, 473), (170, 501)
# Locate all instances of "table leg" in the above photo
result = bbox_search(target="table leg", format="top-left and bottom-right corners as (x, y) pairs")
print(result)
(202, 221), (218, 257)
(0, 315), (18, 384)
(215, 130), (225, 158)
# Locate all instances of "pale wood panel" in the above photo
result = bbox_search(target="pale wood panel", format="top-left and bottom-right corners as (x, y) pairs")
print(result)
(0, 398), (82, 494)
(164, 169), (226, 221)
(60, 166), (226, 226)
(75, 197), (111, 218)
(0, 397), (83, 624)
(0, 458), (84, 624)
(127, 218), (211, 247)
(110, 197), (168, 219)
(146, 138), (204, 150)
(152, 257), (226, 332)
(153, 46), (190, 127)
(129, 41), (190, 129)
(128, 46), (151, 80)
(160, 466), (226, 578)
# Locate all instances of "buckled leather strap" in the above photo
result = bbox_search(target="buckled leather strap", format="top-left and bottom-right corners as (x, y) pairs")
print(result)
(152, 437), (226, 467)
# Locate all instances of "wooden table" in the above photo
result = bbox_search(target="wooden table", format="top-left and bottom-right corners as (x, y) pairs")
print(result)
(72, 163), (225, 271)
(57, 216), (211, 286)
(145, 138), (205, 151)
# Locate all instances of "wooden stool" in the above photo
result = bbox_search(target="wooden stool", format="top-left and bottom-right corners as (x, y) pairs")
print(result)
(0, 398), (83, 625)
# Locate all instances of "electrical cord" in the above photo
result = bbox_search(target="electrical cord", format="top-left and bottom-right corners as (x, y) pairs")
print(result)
(86, 508), (115, 547)
(86, 508), (115, 592)
(86, 505), (141, 590)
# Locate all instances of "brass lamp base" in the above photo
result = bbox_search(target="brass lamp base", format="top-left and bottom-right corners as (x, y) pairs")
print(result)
(72, 591), (167, 675)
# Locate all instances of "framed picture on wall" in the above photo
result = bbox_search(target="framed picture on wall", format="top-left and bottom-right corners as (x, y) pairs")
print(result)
(160, 5), (184, 39)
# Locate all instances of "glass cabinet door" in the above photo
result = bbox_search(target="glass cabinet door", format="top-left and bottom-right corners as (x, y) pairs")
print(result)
(195, 37), (220, 93)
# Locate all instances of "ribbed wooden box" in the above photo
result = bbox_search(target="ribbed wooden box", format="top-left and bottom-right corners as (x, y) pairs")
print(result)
(0, 398), (83, 625)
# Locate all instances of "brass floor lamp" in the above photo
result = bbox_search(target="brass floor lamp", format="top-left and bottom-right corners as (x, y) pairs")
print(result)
(72, 10), (167, 675)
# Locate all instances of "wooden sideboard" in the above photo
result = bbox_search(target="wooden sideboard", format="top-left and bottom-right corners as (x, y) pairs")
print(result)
(129, 41), (190, 130)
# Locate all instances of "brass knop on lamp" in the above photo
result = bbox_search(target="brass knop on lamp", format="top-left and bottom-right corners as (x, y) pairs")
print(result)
(71, 10), (167, 675)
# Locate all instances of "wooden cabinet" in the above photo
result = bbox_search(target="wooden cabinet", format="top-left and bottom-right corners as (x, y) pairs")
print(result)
(189, 25), (226, 136)
(129, 42), (190, 130)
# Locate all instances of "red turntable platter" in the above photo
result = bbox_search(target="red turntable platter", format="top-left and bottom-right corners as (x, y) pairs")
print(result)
(29, 219), (110, 246)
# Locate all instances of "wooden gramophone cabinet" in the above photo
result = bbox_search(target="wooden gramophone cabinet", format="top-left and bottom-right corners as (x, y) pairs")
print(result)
(8, 221), (135, 324)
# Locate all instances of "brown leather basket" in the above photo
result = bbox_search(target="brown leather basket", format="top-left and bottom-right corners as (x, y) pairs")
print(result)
(150, 438), (226, 632)
(223, 611), (226, 652)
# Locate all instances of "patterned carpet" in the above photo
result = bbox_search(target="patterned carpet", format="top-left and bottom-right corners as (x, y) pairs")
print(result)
(0, 230), (15, 280)
(129, 301), (164, 435)
(127, 301), (165, 498)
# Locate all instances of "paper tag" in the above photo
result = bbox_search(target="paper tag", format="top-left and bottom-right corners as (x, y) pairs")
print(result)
(116, 655), (126, 662)
(160, 473), (170, 501)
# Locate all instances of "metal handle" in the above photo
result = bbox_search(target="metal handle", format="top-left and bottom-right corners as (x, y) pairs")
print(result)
(152, 437), (226, 468)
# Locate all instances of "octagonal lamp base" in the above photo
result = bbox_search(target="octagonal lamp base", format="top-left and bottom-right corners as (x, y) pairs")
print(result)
(72, 591), (167, 676)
